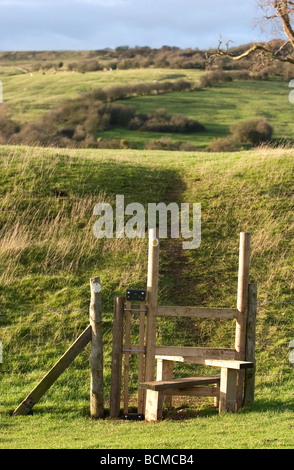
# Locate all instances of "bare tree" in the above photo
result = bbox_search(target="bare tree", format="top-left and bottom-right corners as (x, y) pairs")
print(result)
(215, 1), (294, 65)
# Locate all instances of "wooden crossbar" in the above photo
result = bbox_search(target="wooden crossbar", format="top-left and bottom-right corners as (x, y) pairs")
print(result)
(126, 305), (238, 319)
(155, 355), (253, 370)
(155, 346), (236, 359)
(157, 306), (238, 319)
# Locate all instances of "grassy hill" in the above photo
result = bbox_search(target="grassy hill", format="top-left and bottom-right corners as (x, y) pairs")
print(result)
(107, 78), (294, 149)
(0, 68), (203, 124)
(1, 64), (294, 150)
(0, 144), (293, 448)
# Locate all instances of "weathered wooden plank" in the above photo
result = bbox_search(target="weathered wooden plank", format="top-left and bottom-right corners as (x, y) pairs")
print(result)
(145, 389), (163, 422)
(123, 300), (132, 414)
(163, 386), (220, 397)
(182, 358), (254, 370)
(219, 368), (238, 413)
(110, 296), (124, 418)
(157, 306), (238, 319)
(155, 346), (236, 359)
(155, 355), (186, 363)
(137, 301), (146, 414)
(13, 326), (92, 416)
(89, 277), (104, 419)
(140, 375), (220, 391)
(154, 354), (252, 370)
(157, 358), (174, 406)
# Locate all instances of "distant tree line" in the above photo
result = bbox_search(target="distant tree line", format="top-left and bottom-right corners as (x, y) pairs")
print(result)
(1, 41), (294, 80)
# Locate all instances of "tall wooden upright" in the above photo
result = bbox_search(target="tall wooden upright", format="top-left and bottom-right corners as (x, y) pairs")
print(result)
(89, 277), (104, 419)
(244, 283), (257, 406)
(235, 232), (251, 410)
(109, 296), (124, 418)
(144, 228), (160, 383)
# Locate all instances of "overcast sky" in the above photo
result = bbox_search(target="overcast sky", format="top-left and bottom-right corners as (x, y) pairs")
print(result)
(0, 0), (271, 51)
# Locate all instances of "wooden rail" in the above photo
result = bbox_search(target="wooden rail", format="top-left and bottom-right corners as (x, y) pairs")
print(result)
(155, 346), (236, 359)
(157, 306), (238, 319)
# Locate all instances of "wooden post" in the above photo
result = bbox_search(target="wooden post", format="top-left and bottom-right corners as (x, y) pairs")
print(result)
(123, 300), (131, 414)
(144, 228), (159, 383)
(244, 283), (257, 406)
(235, 232), (251, 410)
(138, 300), (146, 414)
(219, 367), (238, 413)
(89, 277), (104, 419)
(145, 389), (164, 422)
(156, 359), (173, 407)
(110, 296), (124, 418)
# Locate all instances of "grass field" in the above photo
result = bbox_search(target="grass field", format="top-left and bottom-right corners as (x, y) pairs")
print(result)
(107, 78), (294, 149)
(1, 67), (294, 150)
(0, 68), (203, 123)
(0, 144), (293, 449)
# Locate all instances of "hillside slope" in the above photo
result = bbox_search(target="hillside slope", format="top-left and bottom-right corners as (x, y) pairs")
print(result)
(0, 144), (293, 413)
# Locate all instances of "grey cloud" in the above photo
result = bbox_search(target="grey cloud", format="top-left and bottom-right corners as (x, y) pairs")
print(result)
(0, 0), (263, 50)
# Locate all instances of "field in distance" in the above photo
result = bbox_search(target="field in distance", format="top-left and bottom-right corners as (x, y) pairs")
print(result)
(1, 57), (294, 149)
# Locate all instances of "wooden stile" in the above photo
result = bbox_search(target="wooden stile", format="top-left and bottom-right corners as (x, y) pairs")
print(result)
(109, 231), (256, 420)
(89, 277), (104, 419)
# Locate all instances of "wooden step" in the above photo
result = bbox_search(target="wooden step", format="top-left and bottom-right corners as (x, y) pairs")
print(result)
(140, 375), (220, 392)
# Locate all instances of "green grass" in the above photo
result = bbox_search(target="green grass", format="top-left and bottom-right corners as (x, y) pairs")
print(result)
(3, 66), (294, 151)
(0, 68), (203, 124)
(103, 78), (294, 149)
(0, 144), (293, 449)
(0, 402), (293, 449)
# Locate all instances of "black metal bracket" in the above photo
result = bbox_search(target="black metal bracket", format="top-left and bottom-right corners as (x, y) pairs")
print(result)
(126, 288), (146, 301)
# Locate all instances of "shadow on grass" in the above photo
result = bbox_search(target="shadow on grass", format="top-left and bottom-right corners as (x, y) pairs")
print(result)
(242, 399), (294, 414)
(0, 156), (187, 315)
(5, 390), (294, 422)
